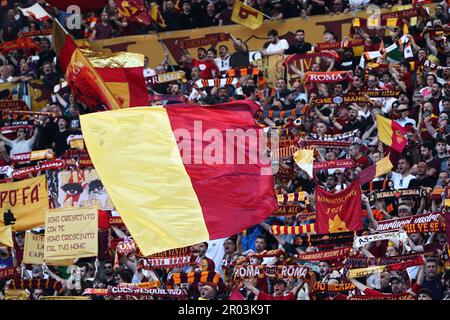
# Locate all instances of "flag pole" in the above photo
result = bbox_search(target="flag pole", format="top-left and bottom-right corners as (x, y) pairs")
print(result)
(154, 26), (176, 72)
(241, 0), (274, 21)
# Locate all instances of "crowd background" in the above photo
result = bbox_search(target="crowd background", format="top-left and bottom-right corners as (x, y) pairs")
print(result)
(0, 0), (450, 301)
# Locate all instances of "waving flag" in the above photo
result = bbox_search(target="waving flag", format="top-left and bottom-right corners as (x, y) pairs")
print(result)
(231, 0), (264, 30)
(116, 0), (152, 25)
(150, 3), (167, 28)
(359, 156), (393, 185)
(315, 180), (362, 234)
(19, 3), (51, 21)
(53, 20), (147, 110)
(376, 114), (407, 153)
(45, 0), (107, 12)
(80, 100), (277, 256)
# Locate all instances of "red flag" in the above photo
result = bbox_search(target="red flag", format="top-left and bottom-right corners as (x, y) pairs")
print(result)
(45, 0), (107, 12)
(315, 179), (362, 234)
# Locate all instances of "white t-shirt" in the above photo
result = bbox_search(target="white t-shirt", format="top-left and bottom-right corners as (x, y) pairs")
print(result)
(266, 39), (289, 54)
(5, 139), (34, 157)
(206, 238), (226, 274)
(390, 172), (417, 189)
(215, 56), (231, 72)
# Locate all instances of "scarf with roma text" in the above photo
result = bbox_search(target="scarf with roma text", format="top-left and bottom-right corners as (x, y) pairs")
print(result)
(314, 159), (354, 171)
(233, 264), (309, 280)
(167, 271), (225, 292)
(12, 160), (65, 179)
(344, 250), (437, 268)
(353, 231), (407, 249)
(271, 224), (315, 235)
(8, 278), (64, 293)
(421, 59), (450, 70)
(370, 188), (428, 201)
(140, 246), (194, 269)
(347, 257), (423, 278)
(41, 296), (90, 300)
(295, 247), (352, 262)
(305, 71), (351, 84)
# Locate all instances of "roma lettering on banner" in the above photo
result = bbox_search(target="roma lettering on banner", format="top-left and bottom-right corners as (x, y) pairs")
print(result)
(315, 179), (362, 234)
(44, 206), (98, 262)
(22, 231), (45, 265)
(46, 169), (114, 210)
(0, 175), (48, 231)
(12, 160), (64, 179)
(376, 212), (442, 232)
(313, 159), (354, 170)
(353, 231), (403, 249)
(233, 265), (309, 279)
(141, 246), (193, 269)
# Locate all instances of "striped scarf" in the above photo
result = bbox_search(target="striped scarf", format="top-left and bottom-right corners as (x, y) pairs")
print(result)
(294, 230), (360, 246)
(233, 265), (309, 280)
(226, 67), (262, 78)
(346, 257), (424, 278)
(307, 129), (359, 141)
(191, 78), (243, 99)
(271, 145), (298, 159)
(276, 192), (310, 205)
(311, 282), (355, 292)
(255, 106), (307, 120)
(167, 271), (225, 292)
(9, 278), (64, 293)
(271, 224), (315, 235)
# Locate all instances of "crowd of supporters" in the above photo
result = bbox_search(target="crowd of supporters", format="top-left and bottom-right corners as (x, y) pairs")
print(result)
(0, 0), (450, 300)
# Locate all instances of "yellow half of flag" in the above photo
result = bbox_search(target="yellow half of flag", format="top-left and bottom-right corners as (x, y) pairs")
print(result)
(231, 0), (264, 30)
(376, 113), (393, 146)
(375, 156), (393, 177)
(293, 149), (314, 178)
(80, 107), (209, 255)
(0, 225), (13, 247)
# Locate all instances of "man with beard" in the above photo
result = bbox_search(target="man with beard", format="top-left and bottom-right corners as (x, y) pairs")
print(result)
(323, 278), (348, 300)
(331, 106), (363, 133)
(192, 242), (216, 272)
(243, 278), (306, 300)
(102, 261), (116, 287)
(349, 142), (371, 170)
(261, 29), (289, 56)
(285, 29), (312, 55)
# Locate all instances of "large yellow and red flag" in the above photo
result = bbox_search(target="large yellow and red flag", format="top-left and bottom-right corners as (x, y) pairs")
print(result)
(53, 20), (147, 110)
(376, 114), (407, 153)
(231, 0), (264, 30)
(359, 156), (393, 185)
(80, 100), (278, 255)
